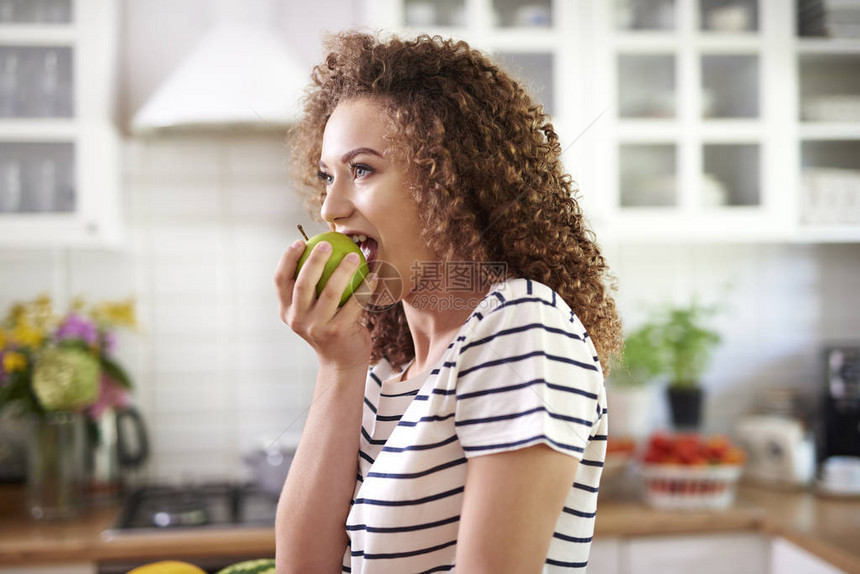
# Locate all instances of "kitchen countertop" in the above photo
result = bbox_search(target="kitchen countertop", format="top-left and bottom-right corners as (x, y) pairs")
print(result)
(1, 483), (858, 572)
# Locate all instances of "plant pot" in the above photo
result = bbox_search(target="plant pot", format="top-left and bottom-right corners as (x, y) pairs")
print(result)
(606, 386), (655, 439)
(667, 386), (704, 430)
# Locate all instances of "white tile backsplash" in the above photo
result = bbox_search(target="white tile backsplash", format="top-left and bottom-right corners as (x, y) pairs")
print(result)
(3, 134), (859, 481)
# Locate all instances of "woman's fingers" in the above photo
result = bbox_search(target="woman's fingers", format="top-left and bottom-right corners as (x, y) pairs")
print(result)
(314, 251), (363, 316)
(292, 241), (332, 310)
(275, 239), (307, 317)
(334, 272), (378, 327)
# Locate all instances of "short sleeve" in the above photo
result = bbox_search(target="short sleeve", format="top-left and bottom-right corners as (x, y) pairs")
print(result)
(453, 279), (605, 460)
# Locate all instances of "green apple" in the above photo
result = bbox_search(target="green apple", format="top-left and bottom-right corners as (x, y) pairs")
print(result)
(295, 230), (369, 306)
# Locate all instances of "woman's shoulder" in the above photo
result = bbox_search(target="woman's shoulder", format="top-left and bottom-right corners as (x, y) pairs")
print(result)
(467, 277), (590, 340)
(481, 277), (576, 320)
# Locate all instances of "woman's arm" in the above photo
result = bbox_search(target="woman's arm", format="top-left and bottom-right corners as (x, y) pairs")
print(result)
(455, 444), (580, 574)
(273, 239), (376, 573)
(275, 363), (366, 573)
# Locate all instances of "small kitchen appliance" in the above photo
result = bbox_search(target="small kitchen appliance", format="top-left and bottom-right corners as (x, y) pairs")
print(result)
(735, 414), (816, 488)
(819, 346), (860, 461)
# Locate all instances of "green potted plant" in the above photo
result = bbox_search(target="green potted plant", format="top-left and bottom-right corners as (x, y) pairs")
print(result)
(657, 301), (723, 429)
(606, 324), (667, 438)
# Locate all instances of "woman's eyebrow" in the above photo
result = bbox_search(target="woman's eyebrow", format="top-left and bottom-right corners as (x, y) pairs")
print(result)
(319, 147), (383, 169)
(341, 147), (383, 163)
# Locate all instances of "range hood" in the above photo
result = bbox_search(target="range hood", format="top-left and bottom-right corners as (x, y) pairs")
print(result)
(131, 0), (307, 134)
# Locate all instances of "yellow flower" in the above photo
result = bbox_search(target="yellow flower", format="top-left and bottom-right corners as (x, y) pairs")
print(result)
(12, 322), (45, 348)
(2, 351), (27, 372)
(0, 329), (6, 349)
(70, 296), (87, 314)
(31, 294), (54, 329)
(5, 302), (26, 326)
(92, 299), (138, 329)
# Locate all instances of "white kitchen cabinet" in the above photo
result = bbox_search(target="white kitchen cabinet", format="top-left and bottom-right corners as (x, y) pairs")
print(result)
(586, 0), (800, 242)
(770, 537), (844, 574)
(589, 537), (622, 574)
(0, 0), (121, 247)
(363, 0), (860, 243)
(621, 532), (770, 574)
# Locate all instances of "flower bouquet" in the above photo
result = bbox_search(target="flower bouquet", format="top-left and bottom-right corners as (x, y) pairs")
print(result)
(0, 294), (138, 518)
(0, 294), (137, 425)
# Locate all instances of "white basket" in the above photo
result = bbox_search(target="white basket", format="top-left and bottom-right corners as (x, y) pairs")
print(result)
(640, 464), (743, 510)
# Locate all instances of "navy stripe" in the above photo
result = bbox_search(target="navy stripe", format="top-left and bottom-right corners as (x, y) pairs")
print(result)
(546, 558), (588, 568)
(361, 426), (386, 446)
(370, 371), (382, 387)
(553, 532), (593, 543)
(563, 506), (596, 518)
(547, 381), (599, 400)
(398, 412), (456, 427)
(366, 457), (466, 479)
(346, 514), (460, 533)
(431, 388), (457, 396)
(364, 397), (377, 414)
(417, 565), (455, 573)
(358, 450), (375, 465)
(591, 434), (607, 441)
(380, 389), (421, 398)
(527, 279), (533, 294)
(457, 378), (598, 401)
(381, 434), (458, 453)
(462, 434), (585, 454)
(455, 406), (592, 428)
(574, 482), (599, 493)
(342, 566), (351, 573)
(457, 350), (599, 379)
(580, 458), (604, 468)
(353, 486), (464, 507)
(459, 323), (584, 354)
(491, 295), (558, 315)
(375, 413), (404, 422)
(352, 538), (458, 560)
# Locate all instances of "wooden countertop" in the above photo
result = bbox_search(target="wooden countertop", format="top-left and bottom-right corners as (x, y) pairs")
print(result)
(1, 484), (858, 572)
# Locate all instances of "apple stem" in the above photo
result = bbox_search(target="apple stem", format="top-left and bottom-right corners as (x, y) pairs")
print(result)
(297, 225), (309, 242)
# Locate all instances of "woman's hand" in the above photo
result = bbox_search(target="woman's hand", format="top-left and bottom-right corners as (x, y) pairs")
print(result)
(275, 239), (377, 372)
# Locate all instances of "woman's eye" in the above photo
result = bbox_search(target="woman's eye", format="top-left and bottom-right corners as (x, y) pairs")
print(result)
(351, 164), (372, 179)
(316, 170), (333, 185)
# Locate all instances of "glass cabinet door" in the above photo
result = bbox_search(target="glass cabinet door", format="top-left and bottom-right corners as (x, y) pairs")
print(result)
(0, 0), (120, 245)
(619, 144), (678, 207)
(0, 0), (77, 217)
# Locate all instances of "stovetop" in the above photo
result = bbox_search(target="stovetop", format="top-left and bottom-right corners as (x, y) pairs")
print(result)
(102, 481), (278, 535)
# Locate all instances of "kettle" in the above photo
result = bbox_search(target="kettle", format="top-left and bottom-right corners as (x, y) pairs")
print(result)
(84, 405), (149, 501)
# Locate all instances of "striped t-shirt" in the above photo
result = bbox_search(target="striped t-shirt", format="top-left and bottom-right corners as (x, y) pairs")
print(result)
(343, 277), (608, 573)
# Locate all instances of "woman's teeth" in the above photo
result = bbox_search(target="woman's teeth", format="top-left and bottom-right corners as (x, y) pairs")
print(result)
(350, 234), (367, 244)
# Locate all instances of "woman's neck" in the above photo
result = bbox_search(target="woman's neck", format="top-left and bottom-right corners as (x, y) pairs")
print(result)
(400, 284), (489, 379)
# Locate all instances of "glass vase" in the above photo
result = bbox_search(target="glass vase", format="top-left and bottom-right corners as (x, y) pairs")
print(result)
(27, 411), (84, 520)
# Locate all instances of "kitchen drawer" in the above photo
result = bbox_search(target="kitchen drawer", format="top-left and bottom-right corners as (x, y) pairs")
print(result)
(622, 532), (769, 574)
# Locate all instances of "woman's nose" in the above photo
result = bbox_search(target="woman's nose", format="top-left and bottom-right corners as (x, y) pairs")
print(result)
(320, 182), (353, 225)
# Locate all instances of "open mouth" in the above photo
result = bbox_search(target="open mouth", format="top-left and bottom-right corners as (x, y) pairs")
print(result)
(349, 234), (379, 271)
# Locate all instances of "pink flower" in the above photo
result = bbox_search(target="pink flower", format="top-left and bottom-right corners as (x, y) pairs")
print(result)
(87, 375), (130, 420)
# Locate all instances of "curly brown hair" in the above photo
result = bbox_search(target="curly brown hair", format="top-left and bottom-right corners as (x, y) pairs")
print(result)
(289, 31), (623, 374)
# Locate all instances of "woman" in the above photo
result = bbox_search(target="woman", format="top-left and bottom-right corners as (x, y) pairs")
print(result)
(274, 32), (623, 574)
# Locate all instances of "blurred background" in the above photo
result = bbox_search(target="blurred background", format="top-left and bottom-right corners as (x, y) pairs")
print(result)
(1, 1), (859, 572)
